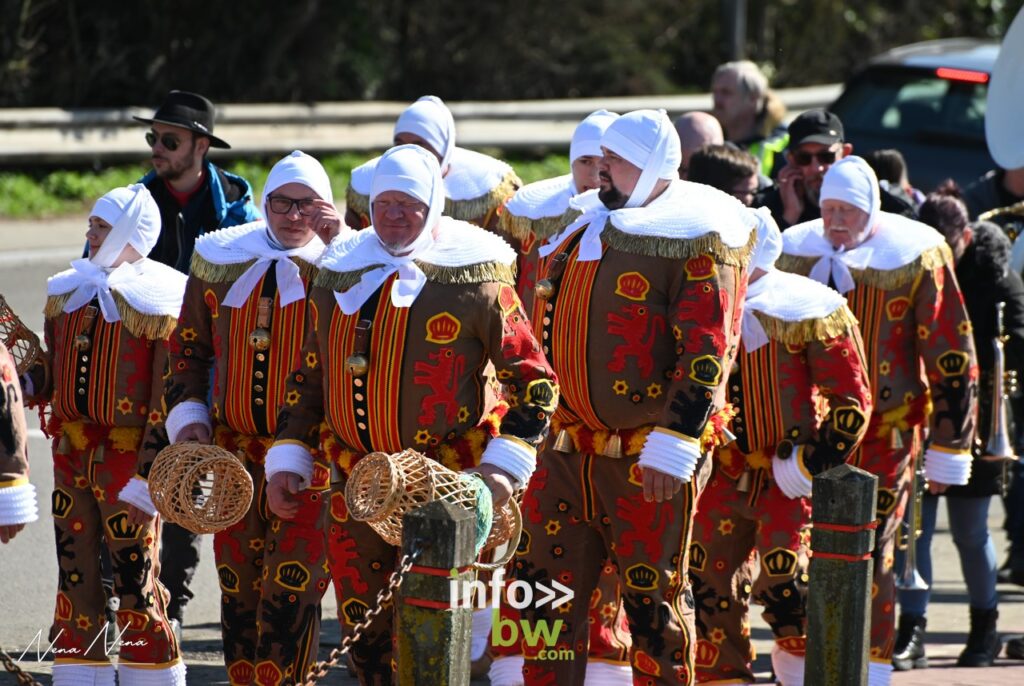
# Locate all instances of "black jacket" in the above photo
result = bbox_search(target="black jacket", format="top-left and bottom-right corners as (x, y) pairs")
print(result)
(949, 222), (1024, 497)
(755, 183), (917, 231)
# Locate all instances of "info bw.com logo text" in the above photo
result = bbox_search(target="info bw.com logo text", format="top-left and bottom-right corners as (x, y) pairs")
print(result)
(449, 568), (574, 660)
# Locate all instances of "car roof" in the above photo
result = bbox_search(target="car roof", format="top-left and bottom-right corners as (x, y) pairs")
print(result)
(866, 38), (999, 73)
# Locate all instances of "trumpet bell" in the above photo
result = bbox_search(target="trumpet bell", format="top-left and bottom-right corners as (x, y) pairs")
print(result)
(895, 566), (930, 591)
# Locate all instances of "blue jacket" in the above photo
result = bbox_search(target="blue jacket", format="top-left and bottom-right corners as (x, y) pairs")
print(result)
(141, 159), (262, 273)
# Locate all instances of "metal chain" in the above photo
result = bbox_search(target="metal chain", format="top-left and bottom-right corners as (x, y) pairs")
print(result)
(301, 544), (424, 685)
(0, 646), (43, 686)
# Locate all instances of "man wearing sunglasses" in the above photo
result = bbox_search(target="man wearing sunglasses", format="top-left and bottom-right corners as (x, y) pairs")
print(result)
(132, 90), (262, 643)
(756, 109), (915, 230)
(133, 91), (261, 274)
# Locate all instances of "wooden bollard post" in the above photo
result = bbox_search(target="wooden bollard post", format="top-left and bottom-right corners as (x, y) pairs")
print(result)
(396, 500), (476, 685)
(805, 464), (878, 686)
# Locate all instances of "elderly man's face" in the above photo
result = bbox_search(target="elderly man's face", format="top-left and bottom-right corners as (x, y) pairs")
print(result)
(712, 71), (757, 130)
(394, 132), (443, 165)
(265, 182), (320, 248)
(822, 199), (873, 250)
(372, 190), (429, 255)
(571, 155), (602, 193)
(598, 147), (642, 209)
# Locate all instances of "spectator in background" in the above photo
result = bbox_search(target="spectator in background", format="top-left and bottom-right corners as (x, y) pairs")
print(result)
(711, 60), (789, 178)
(0, 341), (38, 544)
(865, 148), (925, 209)
(674, 111), (724, 179)
(687, 144), (760, 206)
(893, 185), (1024, 671)
(755, 109), (916, 230)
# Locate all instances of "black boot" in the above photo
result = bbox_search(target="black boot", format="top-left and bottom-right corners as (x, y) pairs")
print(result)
(892, 614), (928, 671)
(957, 607), (1001, 667)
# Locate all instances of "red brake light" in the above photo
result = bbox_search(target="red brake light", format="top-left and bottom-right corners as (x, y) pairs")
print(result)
(935, 67), (989, 84)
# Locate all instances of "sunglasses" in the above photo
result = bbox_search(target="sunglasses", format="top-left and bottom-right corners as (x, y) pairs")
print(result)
(267, 195), (317, 216)
(145, 131), (183, 151)
(792, 148), (839, 166)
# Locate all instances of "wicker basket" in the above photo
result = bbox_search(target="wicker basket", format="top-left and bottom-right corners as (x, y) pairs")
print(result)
(0, 294), (45, 375)
(149, 442), (253, 534)
(345, 449), (520, 554)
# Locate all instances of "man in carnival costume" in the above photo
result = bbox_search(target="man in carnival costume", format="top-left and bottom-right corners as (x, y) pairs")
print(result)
(692, 210), (872, 685)
(344, 96), (521, 234)
(265, 144), (558, 684)
(162, 151), (341, 685)
(777, 156), (978, 686)
(512, 109), (754, 685)
(24, 185), (187, 685)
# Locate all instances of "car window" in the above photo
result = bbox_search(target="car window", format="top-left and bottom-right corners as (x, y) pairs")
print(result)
(834, 68), (987, 143)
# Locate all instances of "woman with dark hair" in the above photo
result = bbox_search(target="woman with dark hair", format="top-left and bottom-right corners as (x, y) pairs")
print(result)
(893, 183), (1024, 670)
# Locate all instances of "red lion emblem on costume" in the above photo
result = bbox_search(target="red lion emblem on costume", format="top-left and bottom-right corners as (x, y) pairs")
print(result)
(607, 304), (665, 378)
(413, 347), (465, 425)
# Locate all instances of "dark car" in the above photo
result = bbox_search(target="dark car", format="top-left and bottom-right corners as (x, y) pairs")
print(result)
(829, 38), (998, 192)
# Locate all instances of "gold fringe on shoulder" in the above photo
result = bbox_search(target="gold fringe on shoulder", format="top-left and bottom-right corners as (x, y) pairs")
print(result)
(346, 185), (370, 220)
(752, 304), (860, 346)
(315, 261), (516, 293)
(45, 293), (176, 339)
(777, 244), (953, 291)
(44, 293), (73, 319)
(189, 252), (257, 283)
(499, 207), (581, 242)
(601, 222), (757, 268)
(445, 171), (522, 222)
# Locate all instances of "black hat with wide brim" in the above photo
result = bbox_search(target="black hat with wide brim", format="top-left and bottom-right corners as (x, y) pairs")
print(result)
(133, 90), (231, 149)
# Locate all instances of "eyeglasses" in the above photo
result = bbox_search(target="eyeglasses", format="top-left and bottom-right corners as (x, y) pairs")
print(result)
(792, 148), (839, 166)
(267, 195), (317, 216)
(145, 131), (183, 151)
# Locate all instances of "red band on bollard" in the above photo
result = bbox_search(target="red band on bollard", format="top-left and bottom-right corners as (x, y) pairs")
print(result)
(409, 564), (472, 577)
(813, 520), (879, 533)
(811, 550), (873, 562)
(403, 597), (455, 610)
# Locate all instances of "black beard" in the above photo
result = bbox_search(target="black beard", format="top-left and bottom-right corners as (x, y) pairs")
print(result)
(599, 185), (628, 210)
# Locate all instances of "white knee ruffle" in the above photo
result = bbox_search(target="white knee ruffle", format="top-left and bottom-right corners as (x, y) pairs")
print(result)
(51, 663), (116, 686)
(118, 661), (186, 686)
(585, 660), (633, 685)
(867, 659), (893, 686)
(489, 655), (525, 686)
(770, 643), (805, 686)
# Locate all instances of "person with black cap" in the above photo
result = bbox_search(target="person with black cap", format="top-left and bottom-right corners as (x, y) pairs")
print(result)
(755, 108), (915, 229)
(134, 90), (262, 640)
(134, 90), (262, 274)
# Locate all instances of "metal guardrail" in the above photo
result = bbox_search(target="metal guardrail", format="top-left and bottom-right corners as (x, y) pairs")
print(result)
(0, 84), (841, 164)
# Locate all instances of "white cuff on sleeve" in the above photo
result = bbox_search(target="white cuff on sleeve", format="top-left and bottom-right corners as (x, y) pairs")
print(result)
(479, 436), (537, 488)
(265, 441), (314, 491)
(0, 481), (39, 526)
(488, 656), (525, 686)
(772, 445), (813, 499)
(923, 446), (972, 486)
(117, 476), (157, 517)
(165, 400), (211, 444)
(636, 427), (702, 482)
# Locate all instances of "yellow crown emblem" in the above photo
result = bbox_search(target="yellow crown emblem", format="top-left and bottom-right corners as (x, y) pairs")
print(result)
(625, 563), (659, 591)
(524, 379), (558, 412)
(776, 636), (807, 655)
(255, 661), (282, 685)
(218, 564), (240, 593)
(228, 662), (254, 684)
(690, 355), (723, 386)
(886, 297), (911, 321)
(762, 547), (798, 577)
(937, 350), (969, 377)
(425, 312), (461, 344)
(615, 271), (651, 301)
(517, 529), (532, 555)
(311, 463), (331, 490)
(876, 487), (896, 516)
(695, 640), (720, 668)
(833, 406), (867, 438)
(55, 592), (73, 622)
(331, 491), (349, 523)
(685, 255), (716, 281)
(343, 598), (370, 625)
(116, 609), (149, 632)
(498, 285), (520, 315)
(52, 488), (73, 519)
(274, 561), (311, 592)
(688, 542), (707, 572)
(105, 512), (141, 541)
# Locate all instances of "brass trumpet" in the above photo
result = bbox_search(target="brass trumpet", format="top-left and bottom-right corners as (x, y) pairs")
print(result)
(982, 302), (1018, 463)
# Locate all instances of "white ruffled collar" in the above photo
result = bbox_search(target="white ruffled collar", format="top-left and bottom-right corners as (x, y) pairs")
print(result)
(741, 270), (847, 351)
(504, 174), (575, 220)
(47, 258), (186, 321)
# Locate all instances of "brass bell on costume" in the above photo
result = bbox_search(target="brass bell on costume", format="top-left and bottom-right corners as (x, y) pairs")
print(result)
(603, 432), (624, 459)
(247, 328), (271, 351)
(73, 334), (91, 352)
(534, 279), (555, 301)
(345, 352), (370, 377)
(552, 429), (574, 453)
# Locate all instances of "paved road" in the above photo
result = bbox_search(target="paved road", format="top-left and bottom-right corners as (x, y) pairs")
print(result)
(1, 217), (1022, 684)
